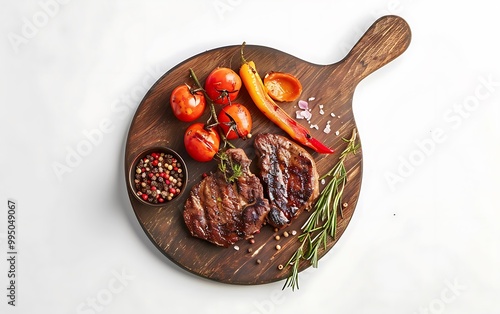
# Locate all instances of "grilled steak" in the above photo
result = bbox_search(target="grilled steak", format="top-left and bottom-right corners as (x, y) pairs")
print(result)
(183, 148), (270, 247)
(254, 134), (319, 229)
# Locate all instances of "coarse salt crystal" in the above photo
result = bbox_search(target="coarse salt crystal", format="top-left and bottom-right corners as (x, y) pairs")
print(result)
(319, 109), (325, 115)
(308, 97), (315, 101)
(323, 124), (331, 134)
(335, 130), (340, 136)
(319, 104), (324, 109)
(321, 178), (326, 185)
(234, 245), (240, 251)
(310, 124), (319, 130)
(330, 112), (336, 117)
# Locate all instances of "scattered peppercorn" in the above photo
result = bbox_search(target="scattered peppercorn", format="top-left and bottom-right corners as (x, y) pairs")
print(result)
(134, 151), (184, 204)
(277, 264), (284, 270)
(275, 235), (281, 241)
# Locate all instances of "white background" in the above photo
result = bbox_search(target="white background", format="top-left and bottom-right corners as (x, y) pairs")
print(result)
(1, 0), (499, 313)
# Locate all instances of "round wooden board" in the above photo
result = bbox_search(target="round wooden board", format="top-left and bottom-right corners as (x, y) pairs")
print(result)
(124, 15), (411, 285)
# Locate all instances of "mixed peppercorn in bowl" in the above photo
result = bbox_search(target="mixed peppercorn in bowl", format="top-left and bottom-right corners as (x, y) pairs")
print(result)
(128, 147), (188, 206)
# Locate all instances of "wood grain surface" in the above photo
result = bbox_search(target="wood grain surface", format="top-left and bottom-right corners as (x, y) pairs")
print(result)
(124, 15), (411, 285)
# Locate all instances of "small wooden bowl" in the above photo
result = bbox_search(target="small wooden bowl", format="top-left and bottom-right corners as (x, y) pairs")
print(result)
(128, 146), (188, 207)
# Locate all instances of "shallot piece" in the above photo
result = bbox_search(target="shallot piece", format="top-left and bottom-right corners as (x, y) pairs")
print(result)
(298, 100), (309, 110)
(301, 110), (312, 120)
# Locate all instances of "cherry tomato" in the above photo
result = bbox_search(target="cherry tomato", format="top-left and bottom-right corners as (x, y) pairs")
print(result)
(204, 67), (242, 105)
(184, 123), (220, 162)
(170, 85), (206, 122)
(217, 103), (252, 140)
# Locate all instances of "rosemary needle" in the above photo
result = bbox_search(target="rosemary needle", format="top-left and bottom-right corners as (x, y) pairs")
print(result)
(283, 128), (360, 291)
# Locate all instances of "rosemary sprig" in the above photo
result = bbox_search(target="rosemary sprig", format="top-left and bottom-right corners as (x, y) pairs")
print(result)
(283, 128), (360, 291)
(217, 151), (243, 183)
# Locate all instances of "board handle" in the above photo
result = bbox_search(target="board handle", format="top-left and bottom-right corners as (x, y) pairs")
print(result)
(342, 15), (411, 83)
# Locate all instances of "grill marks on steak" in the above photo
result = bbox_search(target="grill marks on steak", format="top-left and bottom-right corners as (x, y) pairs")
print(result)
(254, 134), (319, 229)
(184, 135), (320, 246)
(183, 148), (270, 247)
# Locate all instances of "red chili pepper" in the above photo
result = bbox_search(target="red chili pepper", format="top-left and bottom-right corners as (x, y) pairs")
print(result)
(239, 44), (334, 154)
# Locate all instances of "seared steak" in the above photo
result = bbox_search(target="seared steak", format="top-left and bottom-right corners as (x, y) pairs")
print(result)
(183, 148), (270, 247)
(254, 134), (319, 228)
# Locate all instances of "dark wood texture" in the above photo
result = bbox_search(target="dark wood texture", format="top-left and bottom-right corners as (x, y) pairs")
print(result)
(124, 15), (411, 284)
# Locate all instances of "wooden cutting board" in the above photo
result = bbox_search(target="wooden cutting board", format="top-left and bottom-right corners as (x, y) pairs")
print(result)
(124, 15), (411, 285)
